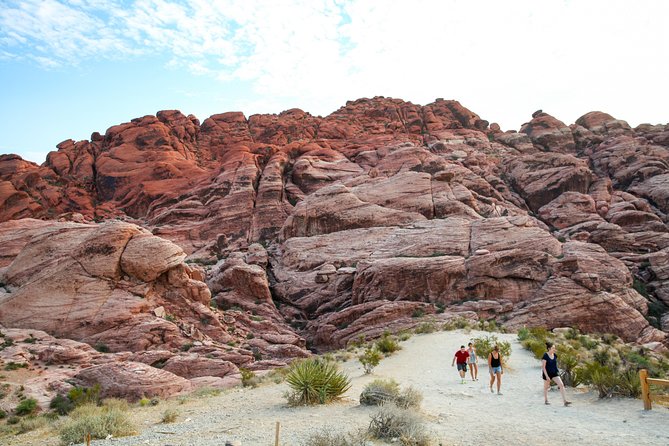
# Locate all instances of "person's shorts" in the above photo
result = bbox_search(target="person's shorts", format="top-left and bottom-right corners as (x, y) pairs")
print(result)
(457, 363), (468, 372)
(542, 371), (559, 381)
(490, 366), (502, 374)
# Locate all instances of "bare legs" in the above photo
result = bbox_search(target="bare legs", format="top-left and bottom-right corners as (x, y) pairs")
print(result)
(469, 363), (478, 380)
(544, 376), (571, 406)
(489, 370), (501, 393)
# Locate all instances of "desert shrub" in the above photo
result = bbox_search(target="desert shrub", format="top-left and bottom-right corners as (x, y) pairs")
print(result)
(15, 415), (48, 434)
(15, 398), (38, 416)
(93, 343), (110, 353)
(359, 347), (383, 374)
(50, 394), (75, 415)
(564, 328), (580, 340)
(395, 386), (423, 410)
(376, 334), (401, 355)
(593, 349), (611, 366)
(68, 385), (100, 407)
(301, 427), (369, 446)
(360, 379), (400, 406)
(285, 358), (351, 406)
(398, 331), (412, 341)
(556, 345), (579, 386)
(522, 338), (547, 360)
(58, 402), (136, 445)
(368, 405), (433, 446)
(0, 409), (6, 419)
(578, 335), (599, 350)
(414, 322), (437, 334)
(4, 362), (28, 371)
(517, 327), (530, 341)
(575, 361), (616, 398)
(615, 369), (641, 398)
(473, 335), (511, 363)
(161, 408), (178, 423)
(138, 397), (151, 407)
(601, 333), (618, 345)
(240, 367), (259, 387)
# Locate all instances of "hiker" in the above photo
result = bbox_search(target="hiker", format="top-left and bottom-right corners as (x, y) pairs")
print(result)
(488, 345), (503, 394)
(542, 341), (572, 406)
(467, 342), (478, 381)
(451, 345), (470, 384)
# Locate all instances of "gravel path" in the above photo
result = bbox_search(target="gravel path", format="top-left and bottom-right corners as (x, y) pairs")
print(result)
(13, 329), (669, 446)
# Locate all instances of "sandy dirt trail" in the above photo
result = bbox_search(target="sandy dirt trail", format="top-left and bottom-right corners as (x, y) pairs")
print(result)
(13, 329), (669, 446)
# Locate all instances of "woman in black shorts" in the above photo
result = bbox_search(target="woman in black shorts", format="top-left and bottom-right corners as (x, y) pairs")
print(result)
(542, 342), (571, 406)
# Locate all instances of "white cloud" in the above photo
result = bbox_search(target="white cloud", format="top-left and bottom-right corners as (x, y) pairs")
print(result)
(1, 0), (668, 128)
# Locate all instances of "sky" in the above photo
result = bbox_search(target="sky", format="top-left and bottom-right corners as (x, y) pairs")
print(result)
(1, 0), (668, 164)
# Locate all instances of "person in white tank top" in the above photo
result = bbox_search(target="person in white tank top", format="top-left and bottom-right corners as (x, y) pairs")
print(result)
(467, 342), (478, 381)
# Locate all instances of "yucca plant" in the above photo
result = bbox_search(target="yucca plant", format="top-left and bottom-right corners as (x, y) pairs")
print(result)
(285, 358), (351, 406)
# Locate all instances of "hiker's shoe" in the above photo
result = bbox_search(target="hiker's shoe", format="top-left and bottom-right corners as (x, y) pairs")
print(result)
(490, 387), (494, 393)
(497, 392), (502, 395)
(544, 401), (550, 405)
(564, 401), (572, 407)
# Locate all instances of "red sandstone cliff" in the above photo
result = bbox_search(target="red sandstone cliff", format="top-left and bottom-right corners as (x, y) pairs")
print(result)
(1, 97), (668, 400)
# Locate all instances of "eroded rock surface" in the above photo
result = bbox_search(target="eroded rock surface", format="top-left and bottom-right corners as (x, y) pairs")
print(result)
(1, 97), (668, 404)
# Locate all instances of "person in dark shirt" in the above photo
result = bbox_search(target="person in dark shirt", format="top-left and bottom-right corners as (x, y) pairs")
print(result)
(542, 341), (572, 406)
(452, 345), (470, 384)
(488, 344), (504, 394)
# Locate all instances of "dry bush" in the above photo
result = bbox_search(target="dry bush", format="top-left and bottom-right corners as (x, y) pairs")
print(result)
(368, 405), (433, 446)
(360, 379), (400, 406)
(58, 401), (136, 445)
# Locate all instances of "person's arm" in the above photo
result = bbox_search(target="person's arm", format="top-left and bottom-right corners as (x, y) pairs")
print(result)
(488, 353), (492, 368)
(541, 358), (548, 379)
(452, 353), (456, 367)
(500, 355), (504, 373)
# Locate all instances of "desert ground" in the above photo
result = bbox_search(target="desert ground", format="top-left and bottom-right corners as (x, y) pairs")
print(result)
(7, 329), (669, 446)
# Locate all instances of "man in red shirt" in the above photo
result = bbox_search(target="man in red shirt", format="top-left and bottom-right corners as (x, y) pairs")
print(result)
(451, 345), (470, 384)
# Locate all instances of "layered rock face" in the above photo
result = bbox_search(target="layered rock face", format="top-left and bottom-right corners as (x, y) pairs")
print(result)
(0, 97), (668, 401)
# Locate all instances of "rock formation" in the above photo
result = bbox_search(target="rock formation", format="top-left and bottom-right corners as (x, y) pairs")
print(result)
(1, 96), (668, 403)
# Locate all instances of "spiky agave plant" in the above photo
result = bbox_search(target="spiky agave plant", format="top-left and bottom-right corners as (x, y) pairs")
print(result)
(285, 358), (351, 405)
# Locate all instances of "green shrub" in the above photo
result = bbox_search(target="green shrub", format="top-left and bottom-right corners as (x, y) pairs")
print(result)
(398, 331), (412, 341)
(285, 359), (351, 406)
(240, 367), (258, 387)
(367, 405), (432, 446)
(94, 343), (110, 353)
(564, 328), (580, 340)
(15, 415), (47, 434)
(575, 361), (615, 398)
(579, 335), (599, 350)
(15, 398), (38, 416)
(414, 322), (436, 334)
(4, 362), (28, 371)
(473, 335), (511, 363)
(411, 308), (425, 318)
(517, 327), (530, 341)
(68, 385), (100, 407)
(615, 369), (641, 398)
(50, 394), (75, 415)
(360, 379), (400, 406)
(58, 402), (136, 445)
(593, 349), (611, 366)
(556, 345), (579, 386)
(376, 334), (401, 355)
(522, 338), (547, 360)
(359, 347), (383, 374)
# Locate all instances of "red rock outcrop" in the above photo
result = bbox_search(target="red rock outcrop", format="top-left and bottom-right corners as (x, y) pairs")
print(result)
(0, 97), (667, 368)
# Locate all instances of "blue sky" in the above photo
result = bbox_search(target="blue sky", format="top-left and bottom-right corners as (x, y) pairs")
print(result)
(1, 0), (668, 164)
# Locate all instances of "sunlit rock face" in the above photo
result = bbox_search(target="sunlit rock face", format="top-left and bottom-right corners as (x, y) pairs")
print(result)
(0, 97), (667, 382)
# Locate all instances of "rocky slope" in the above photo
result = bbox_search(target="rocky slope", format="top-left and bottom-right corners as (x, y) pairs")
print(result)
(0, 97), (668, 403)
